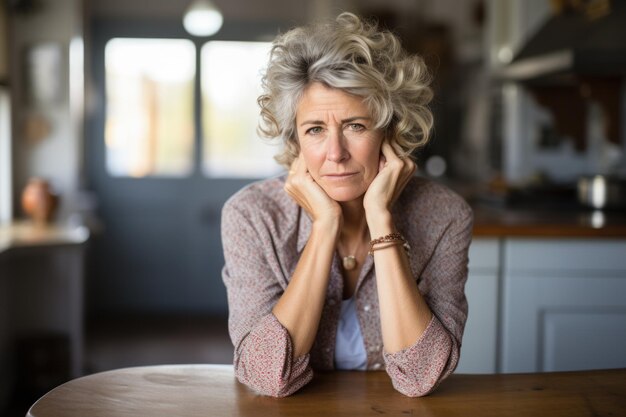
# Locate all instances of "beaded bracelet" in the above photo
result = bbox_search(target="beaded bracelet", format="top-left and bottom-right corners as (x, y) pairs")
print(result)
(368, 232), (410, 255)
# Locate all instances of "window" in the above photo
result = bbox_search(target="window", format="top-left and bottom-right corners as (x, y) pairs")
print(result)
(104, 38), (195, 177)
(201, 41), (281, 178)
(104, 38), (281, 179)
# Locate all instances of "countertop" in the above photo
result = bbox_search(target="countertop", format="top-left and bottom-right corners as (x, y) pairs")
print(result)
(0, 221), (89, 254)
(2, 205), (624, 246)
(472, 204), (626, 238)
(455, 179), (626, 238)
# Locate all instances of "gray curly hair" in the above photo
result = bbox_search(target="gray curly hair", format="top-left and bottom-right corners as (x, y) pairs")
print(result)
(258, 12), (434, 168)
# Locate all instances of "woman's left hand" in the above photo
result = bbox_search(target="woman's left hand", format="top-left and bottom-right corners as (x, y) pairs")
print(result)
(363, 140), (416, 218)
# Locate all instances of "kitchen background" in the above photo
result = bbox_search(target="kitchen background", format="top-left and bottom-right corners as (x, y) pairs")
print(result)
(1, 0), (626, 416)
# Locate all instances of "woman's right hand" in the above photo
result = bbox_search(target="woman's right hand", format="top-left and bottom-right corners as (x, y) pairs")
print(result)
(284, 153), (342, 225)
(274, 153), (342, 360)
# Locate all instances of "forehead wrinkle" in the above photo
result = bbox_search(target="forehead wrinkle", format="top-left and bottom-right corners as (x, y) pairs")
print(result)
(298, 116), (371, 127)
(299, 119), (325, 127)
(296, 82), (372, 127)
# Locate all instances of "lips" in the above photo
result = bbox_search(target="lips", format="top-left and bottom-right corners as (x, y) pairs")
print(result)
(323, 172), (357, 178)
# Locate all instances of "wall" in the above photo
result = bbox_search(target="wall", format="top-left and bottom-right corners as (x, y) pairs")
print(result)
(0, 88), (10, 225)
(0, 0), (10, 225)
(89, 0), (322, 22)
(0, 2), (8, 81)
(488, 0), (626, 184)
(487, 0), (551, 184)
(10, 0), (84, 222)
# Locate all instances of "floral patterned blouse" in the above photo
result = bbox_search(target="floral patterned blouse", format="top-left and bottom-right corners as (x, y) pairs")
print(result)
(221, 176), (473, 397)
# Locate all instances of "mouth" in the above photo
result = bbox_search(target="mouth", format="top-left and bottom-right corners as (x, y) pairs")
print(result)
(322, 172), (358, 180)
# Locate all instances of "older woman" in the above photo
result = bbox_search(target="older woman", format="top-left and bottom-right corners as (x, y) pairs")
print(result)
(221, 13), (473, 397)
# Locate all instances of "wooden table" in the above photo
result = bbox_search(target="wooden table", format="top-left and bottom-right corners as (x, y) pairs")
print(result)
(26, 365), (626, 417)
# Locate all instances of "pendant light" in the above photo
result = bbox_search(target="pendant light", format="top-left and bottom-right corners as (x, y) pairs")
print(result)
(183, 0), (224, 37)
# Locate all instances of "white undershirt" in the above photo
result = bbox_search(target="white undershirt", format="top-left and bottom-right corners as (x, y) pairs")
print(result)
(334, 297), (367, 370)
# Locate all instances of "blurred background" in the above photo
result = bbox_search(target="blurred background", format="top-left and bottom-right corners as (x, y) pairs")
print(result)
(2, 0), (626, 415)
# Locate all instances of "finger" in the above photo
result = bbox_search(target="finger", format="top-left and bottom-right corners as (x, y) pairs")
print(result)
(399, 158), (415, 182)
(381, 140), (398, 161)
(395, 159), (416, 200)
(288, 154), (306, 181)
(378, 153), (387, 172)
(403, 158), (416, 175)
(380, 140), (402, 165)
(295, 152), (308, 175)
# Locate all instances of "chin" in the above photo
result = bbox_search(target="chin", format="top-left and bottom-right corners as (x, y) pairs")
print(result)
(323, 186), (365, 203)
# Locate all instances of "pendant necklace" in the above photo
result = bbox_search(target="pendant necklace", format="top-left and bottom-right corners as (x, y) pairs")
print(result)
(342, 254), (357, 270)
(341, 240), (360, 271)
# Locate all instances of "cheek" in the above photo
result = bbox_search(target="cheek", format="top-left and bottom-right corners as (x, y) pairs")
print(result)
(299, 142), (323, 176)
(362, 143), (383, 179)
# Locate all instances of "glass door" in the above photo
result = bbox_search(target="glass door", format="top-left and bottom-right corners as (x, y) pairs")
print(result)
(86, 20), (280, 315)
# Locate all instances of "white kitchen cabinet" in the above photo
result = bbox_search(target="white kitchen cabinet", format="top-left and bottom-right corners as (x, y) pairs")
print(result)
(500, 238), (626, 373)
(456, 238), (500, 373)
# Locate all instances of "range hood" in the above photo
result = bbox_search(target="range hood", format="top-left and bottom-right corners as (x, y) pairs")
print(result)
(500, 1), (626, 81)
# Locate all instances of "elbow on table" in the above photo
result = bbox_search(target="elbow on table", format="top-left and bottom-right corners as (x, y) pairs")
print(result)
(235, 370), (307, 398)
(385, 322), (459, 397)
(391, 378), (439, 397)
(385, 346), (457, 397)
(234, 359), (313, 398)
(262, 382), (299, 398)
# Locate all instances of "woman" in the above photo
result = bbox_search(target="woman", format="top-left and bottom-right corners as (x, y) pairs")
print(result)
(221, 13), (473, 397)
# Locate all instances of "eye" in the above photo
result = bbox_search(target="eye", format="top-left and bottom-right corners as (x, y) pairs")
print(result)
(346, 123), (365, 132)
(305, 126), (323, 135)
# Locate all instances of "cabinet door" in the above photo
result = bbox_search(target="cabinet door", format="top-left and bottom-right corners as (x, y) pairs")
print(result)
(456, 239), (499, 374)
(500, 239), (626, 373)
(456, 272), (499, 373)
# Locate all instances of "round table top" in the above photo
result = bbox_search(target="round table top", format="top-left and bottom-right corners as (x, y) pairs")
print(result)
(26, 365), (626, 417)
(27, 365), (241, 417)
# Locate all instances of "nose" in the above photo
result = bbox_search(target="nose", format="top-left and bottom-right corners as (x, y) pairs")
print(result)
(326, 128), (349, 163)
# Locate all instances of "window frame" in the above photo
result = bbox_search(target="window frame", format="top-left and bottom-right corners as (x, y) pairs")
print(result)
(91, 17), (289, 181)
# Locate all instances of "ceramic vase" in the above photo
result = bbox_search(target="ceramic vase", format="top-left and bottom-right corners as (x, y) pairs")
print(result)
(21, 178), (58, 225)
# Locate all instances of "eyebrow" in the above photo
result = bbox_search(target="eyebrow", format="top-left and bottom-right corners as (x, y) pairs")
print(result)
(299, 116), (372, 127)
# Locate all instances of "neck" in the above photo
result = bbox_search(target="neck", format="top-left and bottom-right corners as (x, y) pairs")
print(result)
(337, 199), (369, 282)
(339, 198), (369, 242)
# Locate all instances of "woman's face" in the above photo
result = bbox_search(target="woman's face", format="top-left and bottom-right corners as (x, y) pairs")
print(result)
(295, 82), (384, 202)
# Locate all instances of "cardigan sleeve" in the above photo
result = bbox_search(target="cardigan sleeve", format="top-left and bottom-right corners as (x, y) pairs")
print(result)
(383, 202), (473, 397)
(221, 198), (313, 397)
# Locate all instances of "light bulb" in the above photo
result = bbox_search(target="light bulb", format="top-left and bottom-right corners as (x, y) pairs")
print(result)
(183, 0), (223, 37)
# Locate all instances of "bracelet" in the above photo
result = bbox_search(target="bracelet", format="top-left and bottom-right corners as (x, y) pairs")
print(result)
(368, 232), (410, 255)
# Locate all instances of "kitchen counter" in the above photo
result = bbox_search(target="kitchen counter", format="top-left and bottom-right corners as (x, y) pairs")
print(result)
(0, 220), (88, 410)
(0, 221), (89, 254)
(463, 206), (626, 375)
(472, 204), (626, 238)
